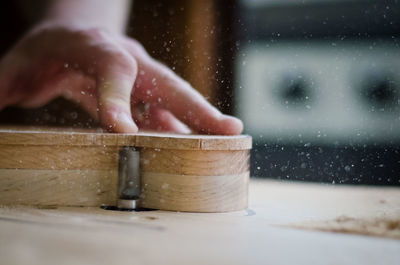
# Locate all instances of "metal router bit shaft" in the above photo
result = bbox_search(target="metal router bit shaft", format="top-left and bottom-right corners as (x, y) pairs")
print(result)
(118, 147), (140, 209)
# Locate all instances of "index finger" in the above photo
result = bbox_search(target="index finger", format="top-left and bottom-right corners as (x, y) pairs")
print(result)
(122, 41), (243, 135)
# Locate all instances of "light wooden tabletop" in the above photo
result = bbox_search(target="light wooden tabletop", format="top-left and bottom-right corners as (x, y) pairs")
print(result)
(0, 179), (399, 265)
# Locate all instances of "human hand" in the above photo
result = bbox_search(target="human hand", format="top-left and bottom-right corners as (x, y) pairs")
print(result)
(0, 22), (243, 135)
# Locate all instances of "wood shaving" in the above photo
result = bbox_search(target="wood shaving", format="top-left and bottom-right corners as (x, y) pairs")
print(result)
(290, 216), (400, 239)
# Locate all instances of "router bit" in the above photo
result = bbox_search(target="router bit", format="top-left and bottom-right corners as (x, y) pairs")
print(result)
(118, 147), (141, 210)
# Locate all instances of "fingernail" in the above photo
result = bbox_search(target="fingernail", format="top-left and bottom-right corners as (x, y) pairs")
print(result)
(222, 115), (244, 135)
(176, 123), (192, 134)
(117, 112), (138, 133)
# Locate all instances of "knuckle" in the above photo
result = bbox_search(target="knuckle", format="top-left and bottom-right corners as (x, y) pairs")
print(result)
(107, 51), (137, 75)
(130, 39), (146, 52)
(77, 27), (110, 40)
(121, 37), (149, 56)
(67, 28), (113, 48)
(160, 67), (188, 87)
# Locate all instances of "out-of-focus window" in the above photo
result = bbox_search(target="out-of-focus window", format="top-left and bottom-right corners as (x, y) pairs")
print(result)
(234, 0), (400, 185)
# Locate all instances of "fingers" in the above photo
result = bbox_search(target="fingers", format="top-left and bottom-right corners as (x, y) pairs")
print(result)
(0, 27), (141, 134)
(0, 54), (35, 109)
(95, 49), (139, 133)
(59, 72), (99, 119)
(1, 26), (242, 135)
(120, 38), (243, 135)
(132, 103), (191, 134)
(53, 29), (140, 133)
(139, 61), (242, 135)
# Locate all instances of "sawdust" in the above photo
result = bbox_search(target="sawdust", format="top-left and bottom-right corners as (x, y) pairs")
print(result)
(291, 216), (400, 240)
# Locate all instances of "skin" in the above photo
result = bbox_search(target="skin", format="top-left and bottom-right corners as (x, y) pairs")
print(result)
(0, 0), (243, 135)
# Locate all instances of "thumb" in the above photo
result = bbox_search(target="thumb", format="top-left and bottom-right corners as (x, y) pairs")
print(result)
(96, 51), (138, 133)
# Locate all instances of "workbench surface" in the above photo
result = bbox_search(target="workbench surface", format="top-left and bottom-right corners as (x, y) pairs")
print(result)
(0, 179), (399, 265)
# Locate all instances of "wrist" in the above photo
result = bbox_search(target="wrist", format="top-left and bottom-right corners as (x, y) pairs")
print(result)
(39, 0), (130, 35)
(36, 17), (123, 35)
(34, 18), (90, 31)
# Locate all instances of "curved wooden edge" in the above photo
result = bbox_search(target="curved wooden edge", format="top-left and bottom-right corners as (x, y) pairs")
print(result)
(139, 171), (249, 212)
(135, 133), (252, 150)
(0, 127), (252, 150)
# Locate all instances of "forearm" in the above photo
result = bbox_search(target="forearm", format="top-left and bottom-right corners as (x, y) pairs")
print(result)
(40, 0), (132, 34)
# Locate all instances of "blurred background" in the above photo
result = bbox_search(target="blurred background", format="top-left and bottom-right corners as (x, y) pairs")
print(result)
(0, 0), (399, 185)
(235, 0), (400, 185)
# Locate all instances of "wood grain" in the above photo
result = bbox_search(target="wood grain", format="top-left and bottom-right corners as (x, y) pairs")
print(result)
(139, 171), (249, 212)
(140, 148), (249, 176)
(0, 180), (399, 265)
(135, 132), (252, 150)
(0, 126), (133, 146)
(0, 169), (117, 206)
(0, 127), (252, 150)
(139, 148), (249, 212)
(0, 126), (252, 212)
(0, 145), (119, 170)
